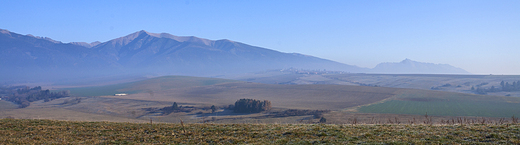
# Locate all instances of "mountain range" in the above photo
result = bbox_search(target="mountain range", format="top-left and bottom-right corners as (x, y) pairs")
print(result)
(0, 29), (469, 83)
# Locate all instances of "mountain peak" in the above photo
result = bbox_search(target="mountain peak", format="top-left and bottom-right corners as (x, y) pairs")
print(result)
(136, 30), (157, 37)
(401, 58), (413, 63)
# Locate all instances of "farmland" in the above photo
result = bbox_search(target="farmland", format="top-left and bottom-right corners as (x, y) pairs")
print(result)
(324, 73), (520, 97)
(233, 71), (520, 97)
(1, 119), (519, 144)
(358, 89), (520, 117)
(3, 75), (520, 144)
(2, 75), (520, 124)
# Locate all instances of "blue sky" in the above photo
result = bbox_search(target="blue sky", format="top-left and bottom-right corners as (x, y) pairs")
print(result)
(1, 0), (519, 74)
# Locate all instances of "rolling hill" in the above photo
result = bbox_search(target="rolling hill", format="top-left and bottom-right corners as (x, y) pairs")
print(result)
(64, 75), (520, 118)
(2, 75), (520, 125)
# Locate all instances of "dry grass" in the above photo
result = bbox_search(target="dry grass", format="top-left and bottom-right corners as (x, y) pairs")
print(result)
(324, 111), (520, 125)
(0, 100), (18, 110)
(1, 119), (519, 144)
(104, 82), (399, 110)
(0, 107), (148, 123)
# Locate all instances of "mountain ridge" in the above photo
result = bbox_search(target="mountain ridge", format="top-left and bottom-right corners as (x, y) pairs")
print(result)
(0, 29), (366, 82)
(0, 29), (470, 83)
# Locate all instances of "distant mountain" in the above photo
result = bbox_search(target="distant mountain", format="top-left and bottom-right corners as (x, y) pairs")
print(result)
(371, 59), (470, 74)
(0, 29), (366, 82)
(90, 30), (367, 75)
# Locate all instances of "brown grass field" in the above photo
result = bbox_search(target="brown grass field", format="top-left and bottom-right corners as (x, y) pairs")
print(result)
(105, 82), (400, 110)
(1, 119), (519, 144)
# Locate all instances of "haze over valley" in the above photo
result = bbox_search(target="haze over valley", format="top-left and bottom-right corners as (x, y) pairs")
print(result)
(1, 1), (520, 143)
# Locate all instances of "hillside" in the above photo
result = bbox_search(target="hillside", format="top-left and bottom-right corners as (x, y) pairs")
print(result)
(65, 75), (399, 110)
(65, 76), (239, 97)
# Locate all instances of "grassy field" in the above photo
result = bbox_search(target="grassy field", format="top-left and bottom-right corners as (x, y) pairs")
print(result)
(65, 76), (238, 97)
(102, 82), (399, 110)
(358, 89), (520, 117)
(4, 75), (518, 125)
(1, 119), (519, 144)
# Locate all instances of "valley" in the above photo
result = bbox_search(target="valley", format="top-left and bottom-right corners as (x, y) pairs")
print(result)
(2, 75), (519, 125)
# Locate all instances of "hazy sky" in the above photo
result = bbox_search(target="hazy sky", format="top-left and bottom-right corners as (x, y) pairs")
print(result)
(1, 0), (519, 74)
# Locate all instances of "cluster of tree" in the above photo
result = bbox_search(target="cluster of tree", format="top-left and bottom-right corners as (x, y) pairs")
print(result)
(471, 81), (520, 95)
(144, 102), (225, 116)
(500, 81), (520, 92)
(158, 102), (194, 115)
(2, 86), (69, 108)
(472, 87), (490, 95)
(233, 99), (271, 113)
(431, 83), (451, 90)
(430, 83), (464, 90)
(267, 109), (331, 119)
(476, 82), (489, 87)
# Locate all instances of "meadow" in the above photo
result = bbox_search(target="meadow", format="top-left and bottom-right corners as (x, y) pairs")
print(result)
(1, 119), (519, 144)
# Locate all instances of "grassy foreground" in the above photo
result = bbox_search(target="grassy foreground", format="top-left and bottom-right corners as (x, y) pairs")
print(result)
(1, 119), (519, 144)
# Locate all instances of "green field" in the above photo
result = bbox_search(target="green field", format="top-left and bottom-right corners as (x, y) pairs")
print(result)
(358, 90), (520, 117)
(65, 76), (238, 96)
(1, 119), (519, 144)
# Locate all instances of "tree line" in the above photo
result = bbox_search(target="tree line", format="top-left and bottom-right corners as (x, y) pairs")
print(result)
(1, 86), (70, 108)
(471, 81), (520, 95)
